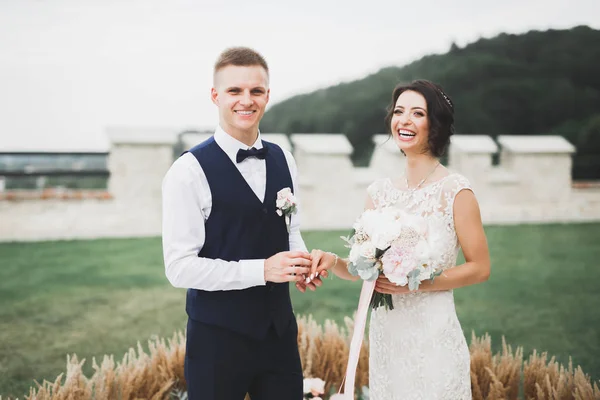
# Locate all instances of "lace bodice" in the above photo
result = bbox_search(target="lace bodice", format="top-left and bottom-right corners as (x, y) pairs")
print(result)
(367, 173), (472, 273)
(366, 173), (473, 400)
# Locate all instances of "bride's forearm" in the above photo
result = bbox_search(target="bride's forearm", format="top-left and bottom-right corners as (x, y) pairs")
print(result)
(331, 257), (360, 281)
(420, 261), (490, 292)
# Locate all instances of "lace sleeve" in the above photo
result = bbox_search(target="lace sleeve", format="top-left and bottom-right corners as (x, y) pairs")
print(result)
(367, 178), (397, 209)
(442, 174), (474, 225)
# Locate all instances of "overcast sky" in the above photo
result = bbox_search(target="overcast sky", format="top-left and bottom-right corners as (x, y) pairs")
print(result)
(1, 0), (598, 151)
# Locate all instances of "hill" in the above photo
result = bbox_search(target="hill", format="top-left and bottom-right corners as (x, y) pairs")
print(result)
(261, 26), (600, 179)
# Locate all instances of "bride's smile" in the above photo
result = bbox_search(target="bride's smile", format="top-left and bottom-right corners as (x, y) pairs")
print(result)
(391, 90), (430, 153)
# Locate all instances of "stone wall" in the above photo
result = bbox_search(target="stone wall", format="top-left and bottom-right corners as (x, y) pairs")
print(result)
(1, 129), (599, 242)
(0, 128), (178, 242)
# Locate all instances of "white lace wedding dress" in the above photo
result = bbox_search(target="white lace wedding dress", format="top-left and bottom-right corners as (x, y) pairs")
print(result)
(367, 173), (473, 400)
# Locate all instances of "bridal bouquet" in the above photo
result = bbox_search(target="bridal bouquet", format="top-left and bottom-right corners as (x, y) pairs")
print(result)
(342, 207), (442, 310)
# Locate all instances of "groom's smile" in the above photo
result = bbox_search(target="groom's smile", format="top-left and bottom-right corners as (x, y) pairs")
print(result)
(234, 110), (257, 116)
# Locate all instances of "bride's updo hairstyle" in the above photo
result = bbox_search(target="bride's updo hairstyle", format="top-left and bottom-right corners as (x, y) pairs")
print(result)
(384, 79), (455, 158)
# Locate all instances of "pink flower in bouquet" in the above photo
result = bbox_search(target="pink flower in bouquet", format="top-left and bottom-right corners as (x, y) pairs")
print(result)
(381, 242), (415, 286)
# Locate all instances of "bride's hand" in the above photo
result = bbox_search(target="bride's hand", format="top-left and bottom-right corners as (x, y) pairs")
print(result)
(374, 276), (412, 294)
(295, 271), (328, 293)
(306, 249), (333, 282)
(294, 250), (331, 293)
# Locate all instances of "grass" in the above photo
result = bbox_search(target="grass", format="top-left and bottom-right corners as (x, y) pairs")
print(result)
(0, 223), (599, 397)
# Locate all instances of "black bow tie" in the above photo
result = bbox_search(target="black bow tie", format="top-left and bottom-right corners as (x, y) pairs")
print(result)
(236, 147), (268, 163)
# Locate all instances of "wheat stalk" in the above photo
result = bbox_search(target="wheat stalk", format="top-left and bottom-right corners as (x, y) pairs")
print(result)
(0, 317), (596, 400)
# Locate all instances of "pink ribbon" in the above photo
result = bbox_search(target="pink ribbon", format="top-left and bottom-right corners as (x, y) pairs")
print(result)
(339, 279), (376, 398)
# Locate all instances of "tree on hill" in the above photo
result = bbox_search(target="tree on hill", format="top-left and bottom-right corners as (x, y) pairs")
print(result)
(261, 26), (600, 178)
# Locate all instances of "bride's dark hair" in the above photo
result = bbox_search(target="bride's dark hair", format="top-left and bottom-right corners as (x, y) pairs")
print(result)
(384, 79), (455, 158)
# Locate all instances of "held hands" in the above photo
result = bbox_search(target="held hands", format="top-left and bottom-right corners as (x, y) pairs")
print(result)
(293, 249), (336, 293)
(264, 251), (312, 283)
(265, 249), (337, 293)
(294, 268), (329, 293)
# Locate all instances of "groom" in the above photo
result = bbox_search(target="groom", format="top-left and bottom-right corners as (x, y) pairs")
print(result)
(162, 47), (325, 399)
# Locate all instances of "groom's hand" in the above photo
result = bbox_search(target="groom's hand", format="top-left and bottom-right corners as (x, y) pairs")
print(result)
(264, 251), (312, 283)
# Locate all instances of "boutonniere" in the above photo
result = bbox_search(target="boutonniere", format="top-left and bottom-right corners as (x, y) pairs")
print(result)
(276, 187), (298, 233)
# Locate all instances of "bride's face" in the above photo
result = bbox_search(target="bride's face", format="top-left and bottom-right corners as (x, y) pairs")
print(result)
(391, 90), (430, 155)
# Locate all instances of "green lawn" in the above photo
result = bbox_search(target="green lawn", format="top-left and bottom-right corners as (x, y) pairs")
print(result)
(0, 223), (599, 397)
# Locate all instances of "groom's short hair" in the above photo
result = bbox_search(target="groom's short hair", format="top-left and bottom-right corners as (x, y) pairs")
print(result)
(214, 47), (269, 77)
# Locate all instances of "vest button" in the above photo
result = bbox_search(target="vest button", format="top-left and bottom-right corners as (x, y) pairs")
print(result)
(262, 207), (268, 214)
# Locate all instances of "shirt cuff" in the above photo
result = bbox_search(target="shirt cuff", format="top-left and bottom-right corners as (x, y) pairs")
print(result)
(239, 259), (266, 286)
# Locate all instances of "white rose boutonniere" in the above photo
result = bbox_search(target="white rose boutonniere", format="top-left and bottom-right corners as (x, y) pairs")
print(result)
(303, 377), (325, 398)
(276, 187), (298, 233)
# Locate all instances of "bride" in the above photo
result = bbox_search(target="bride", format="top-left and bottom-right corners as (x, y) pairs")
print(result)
(305, 79), (491, 400)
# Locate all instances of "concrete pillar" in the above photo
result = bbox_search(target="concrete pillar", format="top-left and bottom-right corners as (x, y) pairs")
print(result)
(497, 135), (575, 203)
(290, 134), (360, 229)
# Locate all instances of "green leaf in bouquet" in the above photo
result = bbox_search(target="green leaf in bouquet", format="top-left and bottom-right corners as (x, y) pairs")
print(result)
(359, 266), (379, 282)
(340, 235), (354, 249)
(346, 255), (377, 281)
(348, 261), (359, 276)
(355, 255), (373, 269)
(408, 269), (422, 291)
(429, 268), (443, 283)
(340, 228), (356, 249)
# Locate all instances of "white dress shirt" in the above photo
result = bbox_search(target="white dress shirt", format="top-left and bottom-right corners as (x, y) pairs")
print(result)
(162, 126), (308, 291)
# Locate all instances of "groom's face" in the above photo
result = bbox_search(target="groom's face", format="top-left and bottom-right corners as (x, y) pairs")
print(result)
(211, 65), (270, 136)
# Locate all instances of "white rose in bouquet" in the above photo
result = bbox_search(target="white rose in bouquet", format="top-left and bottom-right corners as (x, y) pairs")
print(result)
(359, 241), (377, 260)
(359, 208), (403, 250)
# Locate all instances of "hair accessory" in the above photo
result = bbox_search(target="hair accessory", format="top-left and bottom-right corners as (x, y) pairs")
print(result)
(439, 89), (453, 109)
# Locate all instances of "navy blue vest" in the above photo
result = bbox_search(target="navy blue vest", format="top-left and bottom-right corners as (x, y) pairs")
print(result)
(185, 137), (295, 340)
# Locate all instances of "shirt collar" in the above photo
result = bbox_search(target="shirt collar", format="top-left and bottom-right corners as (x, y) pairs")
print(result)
(214, 125), (263, 164)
